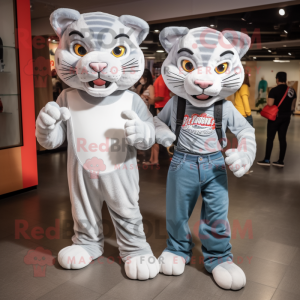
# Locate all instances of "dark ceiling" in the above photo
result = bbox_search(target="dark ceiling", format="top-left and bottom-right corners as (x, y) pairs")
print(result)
(142, 4), (300, 61)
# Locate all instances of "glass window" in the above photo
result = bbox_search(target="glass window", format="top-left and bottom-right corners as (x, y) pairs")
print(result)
(0, 0), (23, 149)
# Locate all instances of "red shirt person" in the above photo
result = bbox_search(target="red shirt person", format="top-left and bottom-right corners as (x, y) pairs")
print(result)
(154, 74), (171, 111)
(143, 74), (171, 166)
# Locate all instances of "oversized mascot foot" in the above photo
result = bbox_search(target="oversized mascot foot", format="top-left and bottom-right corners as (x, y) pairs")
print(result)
(125, 254), (159, 280)
(58, 245), (92, 270)
(212, 262), (246, 290)
(159, 252), (185, 275)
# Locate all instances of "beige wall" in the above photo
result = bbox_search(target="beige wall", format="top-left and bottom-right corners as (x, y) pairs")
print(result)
(255, 60), (300, 106)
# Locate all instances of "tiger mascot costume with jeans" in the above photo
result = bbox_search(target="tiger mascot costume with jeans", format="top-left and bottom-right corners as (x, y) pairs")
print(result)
(154, 26), (256, 290)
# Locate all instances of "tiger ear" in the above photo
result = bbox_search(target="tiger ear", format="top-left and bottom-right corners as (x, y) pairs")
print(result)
(50, 8), (81, 39)
(119, 15), (149, 45)
(159, 27), (189, 53)
(222, 30), (251, 58)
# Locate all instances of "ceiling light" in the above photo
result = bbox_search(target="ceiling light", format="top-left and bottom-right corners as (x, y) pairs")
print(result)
(253, 57), (256, 59)
(268, 50), (272, 52)
(156, 50), (164, 53)
(263, 47), (267, 49)
(140, 47), (148, 49)
(146, 57), (155, 59)
(284, 30), (288, 34)
(154, 30), (159, 33)
(241, 12), (252, 22)
(208, 17), (217, 28)
(288, 53), (292, 55)
(279, 9), (285, 16)
(273, 60), (290, 63)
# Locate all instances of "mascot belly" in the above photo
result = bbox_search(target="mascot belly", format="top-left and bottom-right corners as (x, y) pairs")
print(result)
(68, 90), (131, 174)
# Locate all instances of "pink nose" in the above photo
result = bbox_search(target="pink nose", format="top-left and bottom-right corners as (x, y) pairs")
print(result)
(89, 62), (107, 73)
(194, 80), (213, 89)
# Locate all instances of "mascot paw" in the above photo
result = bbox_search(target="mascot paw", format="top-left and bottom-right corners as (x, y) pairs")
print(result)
(125, 254), (159, 280)
(212, 262), (246, 290)
(158, 252), (185, 275)
(58, 245), (92, 270)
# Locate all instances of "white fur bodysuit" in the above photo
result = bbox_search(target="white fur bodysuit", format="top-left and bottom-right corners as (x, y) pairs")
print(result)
(35, 8), (159, 280)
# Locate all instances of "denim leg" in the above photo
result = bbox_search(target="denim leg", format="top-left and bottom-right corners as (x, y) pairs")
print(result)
(165, 155), (200, 263)
(199, 156), (233, 273)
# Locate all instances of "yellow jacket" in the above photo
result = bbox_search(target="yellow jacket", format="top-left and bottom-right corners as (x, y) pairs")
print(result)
(234, 84), (251, 117)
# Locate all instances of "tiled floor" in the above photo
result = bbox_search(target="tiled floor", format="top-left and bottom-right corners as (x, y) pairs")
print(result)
(0, 113), (300, 299)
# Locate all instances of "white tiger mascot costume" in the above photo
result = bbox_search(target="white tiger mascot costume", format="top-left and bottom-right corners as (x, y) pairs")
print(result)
(36, 8), (159, 280)
(154, 27), (256, 289)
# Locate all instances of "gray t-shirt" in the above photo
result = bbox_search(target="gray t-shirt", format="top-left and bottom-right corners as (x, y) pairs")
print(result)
(157, 96), (252, 154)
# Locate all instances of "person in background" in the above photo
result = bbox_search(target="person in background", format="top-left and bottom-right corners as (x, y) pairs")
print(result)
(136, 69), (155, 112)
(143, 74), (171, 165)
(258, 72), (297, 167)
(135, 69), (155, 163)
(52, 69), (62, 101)
(234, 72), (253, 174)
(234, 72), (253, 126)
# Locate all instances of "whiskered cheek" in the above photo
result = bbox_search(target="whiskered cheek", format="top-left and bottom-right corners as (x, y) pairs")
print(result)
(204, 81), (222, 96)
(55, 50), (78, 79)
(117, 69), (142, 89)
(55, 50), (83, 88)
(162, 64), (186, 92)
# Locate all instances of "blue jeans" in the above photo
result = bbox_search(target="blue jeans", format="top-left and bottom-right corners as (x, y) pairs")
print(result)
(165, 150), (233, 273)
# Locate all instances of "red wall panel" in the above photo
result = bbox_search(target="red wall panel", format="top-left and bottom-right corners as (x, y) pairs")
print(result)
(17, 0), (38, 189)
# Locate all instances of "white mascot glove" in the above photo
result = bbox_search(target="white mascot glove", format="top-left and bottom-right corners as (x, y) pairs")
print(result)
(225, 149), (251, 177)
(225, 129), (256, 178)
(153, 116), (176, 147)
(36, 102), (70, 132)
(122, 110), (153, 149)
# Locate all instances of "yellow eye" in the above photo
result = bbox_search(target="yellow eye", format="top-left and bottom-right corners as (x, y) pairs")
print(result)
(182, 60), (194, 72)
(112, 46), (126, 57)
(73, 44), (87, 57)
(215, 63), (228, 74)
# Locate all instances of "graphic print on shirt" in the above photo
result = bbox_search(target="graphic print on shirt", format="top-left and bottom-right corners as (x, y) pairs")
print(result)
(182, 113), (215, 136)
(288, 88), (295, 98)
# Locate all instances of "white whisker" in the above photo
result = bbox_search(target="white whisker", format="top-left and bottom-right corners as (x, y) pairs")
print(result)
(222, 73), (239, 82)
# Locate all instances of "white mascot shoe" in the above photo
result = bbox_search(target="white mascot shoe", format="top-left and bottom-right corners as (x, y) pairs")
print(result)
(212, 262), (246, 290)
(158, 252), (186, 275)
(125, 254), (159, 280)
(58, 245), (92, 269)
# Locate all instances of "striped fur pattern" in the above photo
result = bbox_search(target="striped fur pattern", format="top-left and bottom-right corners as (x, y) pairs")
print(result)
(159, 27), (251, 107)
(50, 9), (149, 97)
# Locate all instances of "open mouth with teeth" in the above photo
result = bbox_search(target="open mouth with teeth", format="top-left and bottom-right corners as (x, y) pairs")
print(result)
(88, 79), (112, 89)
(192, 94), (213, 100)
